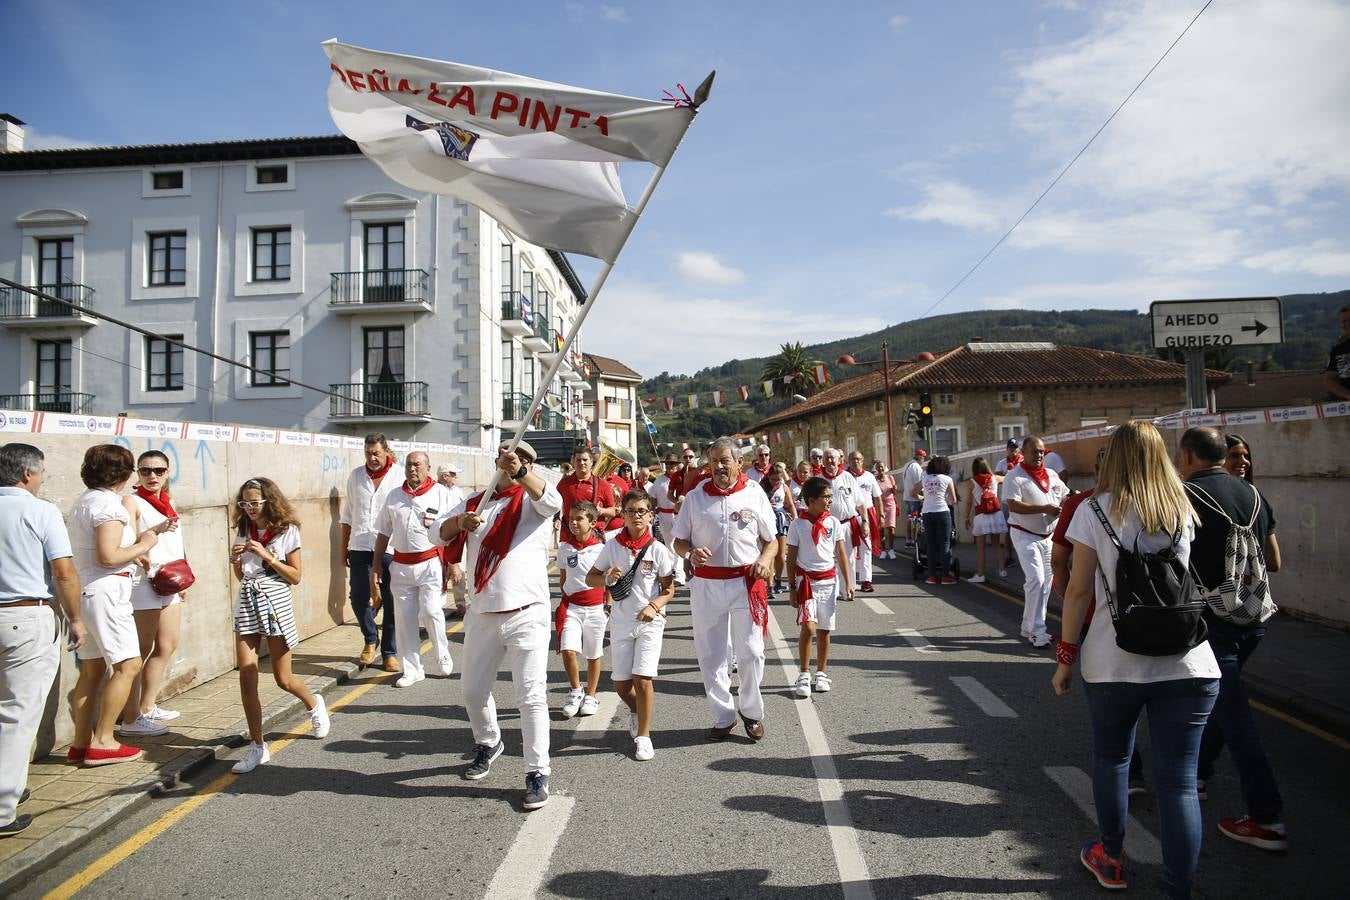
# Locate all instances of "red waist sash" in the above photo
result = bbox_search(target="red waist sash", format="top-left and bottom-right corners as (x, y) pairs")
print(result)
(392, 548), (440, 565)
(693, 564), (768, 635)
(555, 586), (606, 653)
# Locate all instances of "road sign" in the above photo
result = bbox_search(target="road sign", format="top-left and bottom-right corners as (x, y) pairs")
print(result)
(1150, 297), (1283, 350)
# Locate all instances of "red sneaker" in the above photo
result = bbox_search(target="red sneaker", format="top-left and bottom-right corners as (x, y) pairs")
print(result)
(1218, 816), (1288, 851)
(925, 576), (938, 585)
(1080, 841), (1126, 890)
(83, 744), (144, 767)
(66, 746), (87, 764)
(941, 576), (958, 585)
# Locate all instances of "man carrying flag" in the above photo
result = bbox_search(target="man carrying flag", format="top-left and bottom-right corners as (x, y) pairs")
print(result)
(430, 441), (562, 810)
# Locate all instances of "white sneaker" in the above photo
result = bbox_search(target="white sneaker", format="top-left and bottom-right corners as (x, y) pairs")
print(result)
(144, 706), (181, 721)
(232, 743), (270, 773)
(813, 672), (832, 693)
(967, 574), (987, 584)
(310, 695), (330, 739)
(430, 654), (453, 677)
(1031, 633), (1053, 648)
(578, 695), (600, 716)
(629, 711), (639, 738)
(634, 736), (655, 761)
(117, 714), (169, 736)
(794, 672), (812, 699)
(562, 690), (584, 718)
(394, 672), (424, 688)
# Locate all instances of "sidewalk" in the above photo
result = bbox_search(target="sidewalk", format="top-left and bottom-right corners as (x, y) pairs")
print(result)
(937, 538), (1350, 741)
(0, 623), (376, 896)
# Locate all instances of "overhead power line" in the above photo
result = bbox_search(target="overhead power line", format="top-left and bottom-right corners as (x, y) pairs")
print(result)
(914, 0), (1215, 321)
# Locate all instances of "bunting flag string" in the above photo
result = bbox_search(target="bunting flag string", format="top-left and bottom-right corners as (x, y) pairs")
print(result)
(634, 370), (827, 417)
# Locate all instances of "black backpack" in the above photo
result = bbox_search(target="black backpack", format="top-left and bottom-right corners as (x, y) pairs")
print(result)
(1088, 498), (1208, 657)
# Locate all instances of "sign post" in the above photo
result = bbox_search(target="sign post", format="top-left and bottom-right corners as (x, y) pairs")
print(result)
(1150, 297), (1284, 412)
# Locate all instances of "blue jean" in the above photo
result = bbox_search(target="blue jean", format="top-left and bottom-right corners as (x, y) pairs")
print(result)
(347, 550), (395, 654)
(922, 510), (951, 579)
(1197, 619), (1282, 822)
(1083, 677), (1218, 900)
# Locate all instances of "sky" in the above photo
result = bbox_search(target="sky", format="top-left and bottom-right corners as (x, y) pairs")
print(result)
(4, 0), (1349, 377)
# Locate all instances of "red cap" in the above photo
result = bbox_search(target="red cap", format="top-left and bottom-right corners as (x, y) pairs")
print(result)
(915, 449), (928, 458)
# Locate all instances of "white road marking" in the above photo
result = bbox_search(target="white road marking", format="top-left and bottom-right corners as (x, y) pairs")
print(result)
(1043, 766), (1163, 865)
(481, 794), (577, 899)
(573, 691), (620, 732)
(895, 627), (939, 653)
(859, 596), (892, 615)
(950, 676), (1018, 718)
(767, 612), (875, 900)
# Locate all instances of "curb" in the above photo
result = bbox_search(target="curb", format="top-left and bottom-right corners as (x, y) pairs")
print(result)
(1, 657), (365, 897)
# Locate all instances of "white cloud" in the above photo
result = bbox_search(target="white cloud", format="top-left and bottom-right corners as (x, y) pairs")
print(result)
(1008, 206), (1246, 272)
(1243, 241), (1350, 277)
(675, 251), (746, 286)
(564, 2), (629, 23)
(970, 275), (1216, 313)
(887, 180), (1002, 231)
(889, 15), (908, 31)
(21, 128), (98, 151)
(599, 5), (629, 23)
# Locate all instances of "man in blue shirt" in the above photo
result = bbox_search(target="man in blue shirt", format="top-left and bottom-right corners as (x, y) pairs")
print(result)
(1, 443), (84, 838)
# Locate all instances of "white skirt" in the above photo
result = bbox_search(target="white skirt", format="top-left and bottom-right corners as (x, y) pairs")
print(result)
(972, 512), (1008, 536)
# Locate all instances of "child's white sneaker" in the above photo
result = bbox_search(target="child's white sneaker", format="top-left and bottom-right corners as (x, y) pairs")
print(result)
(578, 694), (600, 716)
(232, 743), (270, 773)
(562, 690), (584, 718)
(794, 672), (812, 699)
(634, 736), (654, 761)
(813, 672), (832, 693)
(310, 695), (331, 738)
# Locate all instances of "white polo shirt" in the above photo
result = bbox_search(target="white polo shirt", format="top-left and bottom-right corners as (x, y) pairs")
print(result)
(377, 481), (457, 555)
(557, 539), (605, 595)
(824, 469), (862, 523)
(0, 487), (72, 602)
(429, 480), (563, 612)
(787, 515), (843, 572)
(340, 464), (400, 552)
(672, 479), (775, 567)
(1003, 465), (1069, 537)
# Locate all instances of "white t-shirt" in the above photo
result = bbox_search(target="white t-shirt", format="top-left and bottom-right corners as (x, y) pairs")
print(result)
(850, 469), (882, 509)
(787, 515), (843, 572)
(824, 469), (862, 523)
(672, 480), (775, 568)
(649, 475), (679, 514)
(376, 482), (457, 555)
(746, 465), (770, 483)
(429, 481), (563, 613)
(919, 474), (955, 514)
(994, 455), (1017, 476)
(1044, 451), (1067, 475)
(900, 460), (924, 500)
(766, 482), (790, 513)
(1004, 465), (1070, 536)
(340, 465), (401, 552)
(592, 535), (677, 604)
(234, 524), (301, 579)
(556, 539), (605, 595)
(69, 488), (136, 582)
(1065, 491), (1218, 684)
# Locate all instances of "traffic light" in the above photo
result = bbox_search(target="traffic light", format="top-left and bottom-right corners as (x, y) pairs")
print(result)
(917, 392), (934, 428)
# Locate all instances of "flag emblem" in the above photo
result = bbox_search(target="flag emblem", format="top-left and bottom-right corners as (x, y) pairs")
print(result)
(406, 115), (481, 161)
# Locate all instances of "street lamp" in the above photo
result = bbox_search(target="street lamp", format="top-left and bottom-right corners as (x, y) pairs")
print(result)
(837, 340), (896, 469)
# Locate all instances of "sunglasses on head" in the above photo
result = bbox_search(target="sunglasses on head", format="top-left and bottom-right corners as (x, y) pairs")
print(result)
(138, 466), (168, 476)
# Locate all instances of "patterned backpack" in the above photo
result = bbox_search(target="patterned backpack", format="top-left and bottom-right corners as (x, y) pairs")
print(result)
(1184, 482), (1277, 625)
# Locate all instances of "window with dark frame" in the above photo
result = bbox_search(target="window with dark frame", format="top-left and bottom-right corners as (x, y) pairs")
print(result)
(145, 335), (184, 391)
(35, 339), (74, 412)
(249, 330), (291, 386)
(148, 231), (186, 286)
(151, 171), (184, 190)
(251, 227), (291, 282)
(255, 164), (289, 185)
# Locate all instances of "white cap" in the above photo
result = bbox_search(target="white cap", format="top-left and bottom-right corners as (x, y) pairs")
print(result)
(437, 463), (460, 476)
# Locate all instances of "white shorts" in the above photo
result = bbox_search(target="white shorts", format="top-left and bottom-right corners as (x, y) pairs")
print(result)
(560, 603), (607, 659)
(798, 579), (839, 631)
(609, 597), (665, 680)
(972, 512), (1009, 536)
(129, 579), (183, 612)
(77, 575), (140, 663)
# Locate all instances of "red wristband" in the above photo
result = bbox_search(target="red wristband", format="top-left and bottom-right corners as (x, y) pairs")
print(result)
(1056, 640), (1080, 666)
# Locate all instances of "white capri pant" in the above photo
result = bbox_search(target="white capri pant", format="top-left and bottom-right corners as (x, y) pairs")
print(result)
(390, 558), (450, 678)
(610, 597), (665, 680)
(560, 604), (607, 660)
(1010, 529), (1054, 639)
(460, 603), (551, 775)
(77, 574), (139, 664)
(690, 576), (765, 727)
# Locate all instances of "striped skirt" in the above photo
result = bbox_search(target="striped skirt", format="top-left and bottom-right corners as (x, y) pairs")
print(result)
(234, 574), (300, 649)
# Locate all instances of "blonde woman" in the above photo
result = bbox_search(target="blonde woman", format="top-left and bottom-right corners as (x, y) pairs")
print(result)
(1052, 422), (1218, 896)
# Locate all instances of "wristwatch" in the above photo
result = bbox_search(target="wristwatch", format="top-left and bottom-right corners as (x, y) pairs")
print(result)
(512, 464), (528, 480)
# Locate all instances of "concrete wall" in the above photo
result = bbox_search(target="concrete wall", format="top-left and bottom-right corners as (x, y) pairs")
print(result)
(11, 428), (497, 757)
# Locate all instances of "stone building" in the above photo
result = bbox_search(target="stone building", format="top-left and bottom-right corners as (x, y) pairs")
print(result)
(751, 341), (1228, 468)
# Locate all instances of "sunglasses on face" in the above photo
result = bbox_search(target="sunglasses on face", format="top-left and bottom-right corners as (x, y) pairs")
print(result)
(237, 500), (267, 510)
(138, 466), (168, 476)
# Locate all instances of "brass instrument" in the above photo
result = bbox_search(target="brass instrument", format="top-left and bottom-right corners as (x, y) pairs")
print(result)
(592, 436), (637, 478)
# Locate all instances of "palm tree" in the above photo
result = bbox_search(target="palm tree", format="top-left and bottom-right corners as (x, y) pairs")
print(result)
(761, 342), (825, 399)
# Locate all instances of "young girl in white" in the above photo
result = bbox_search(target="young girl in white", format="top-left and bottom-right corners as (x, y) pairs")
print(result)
(587, 489), (676, 761)
(230, 477), (330, 773)
(554, 501), (607, 718)
(785, 476), (854, 698)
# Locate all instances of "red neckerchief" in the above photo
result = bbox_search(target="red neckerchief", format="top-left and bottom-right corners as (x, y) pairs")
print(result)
(560, 529), (602, 550)
(614, 527), (654, 553)
(752, 460), (771, 476)
(848, 466), (866, 480)
(702, 472), (749, 496)
(793, 473), (810, 487)
(366, 455), (394, 481)
(1020, 463), (1051, 493)
(402, 476), (434, 497)
(664, 469), (683, 500)
(811, 465), (824, 476)
(135, 485), (176, 519)
(1006, 453), (1023, 471)
(825, 467), (846, 483)
(974, 472), (994, 491)
(472, 483), (527, 593)
(799, 509), (830, 547)
(248, 523), (274, 546)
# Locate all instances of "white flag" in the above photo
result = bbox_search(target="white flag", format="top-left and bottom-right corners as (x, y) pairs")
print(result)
(323, 40), (692, 262)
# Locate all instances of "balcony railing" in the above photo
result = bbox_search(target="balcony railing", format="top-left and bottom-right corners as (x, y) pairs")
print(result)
(533, 316), (556, 347)
(0, 391), (95, 414)
(502, 391), (531, 423)
(330, 269), (430, 307)
(501, 291), (534, 323)
(329, 381), (429, 418)
(0, 283), (95, 320)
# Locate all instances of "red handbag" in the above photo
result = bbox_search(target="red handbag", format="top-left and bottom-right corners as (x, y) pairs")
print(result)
(151, 559), (196, 596)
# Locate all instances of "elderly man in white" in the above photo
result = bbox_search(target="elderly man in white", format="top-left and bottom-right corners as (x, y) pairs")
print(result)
(1003, 436), (1069, 647)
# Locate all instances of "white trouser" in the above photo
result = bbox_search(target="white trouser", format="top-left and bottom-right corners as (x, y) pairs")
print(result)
(842, 528), (859, 585)
(0, 605), (61, 827)
(1010, 529), (1054, 639)
(854, 524), (873, 584)
(461, 602), (551, 775)
(690, 577), (765, 726)
(391, 558), (450, 677)
(658, 514), (686, 585)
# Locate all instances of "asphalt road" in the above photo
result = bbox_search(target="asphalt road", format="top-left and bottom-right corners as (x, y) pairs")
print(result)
(15, 556), (1350, 899)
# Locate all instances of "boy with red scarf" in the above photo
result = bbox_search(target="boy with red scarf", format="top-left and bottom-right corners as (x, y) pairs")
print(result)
(672, 438), (777, 742)
(555, 501), (606, 718)
(371, 452), (456, 687)
(785, 476), (854, 699)
(1003, 436), (1069, 648)
(587, 489), (676, 761)
(430, 441), (562, 811)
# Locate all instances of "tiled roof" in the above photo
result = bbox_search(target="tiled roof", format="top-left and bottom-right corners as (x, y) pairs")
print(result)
(752, 343), (1228, 429)
(584, 352), (642, 381)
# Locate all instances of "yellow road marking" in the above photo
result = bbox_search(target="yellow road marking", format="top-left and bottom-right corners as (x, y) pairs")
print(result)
(44, 624), (462, 899)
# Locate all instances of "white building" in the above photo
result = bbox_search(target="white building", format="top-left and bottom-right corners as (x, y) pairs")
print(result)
(581, 352), (642, 459)
(0, 115), (591, 449)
